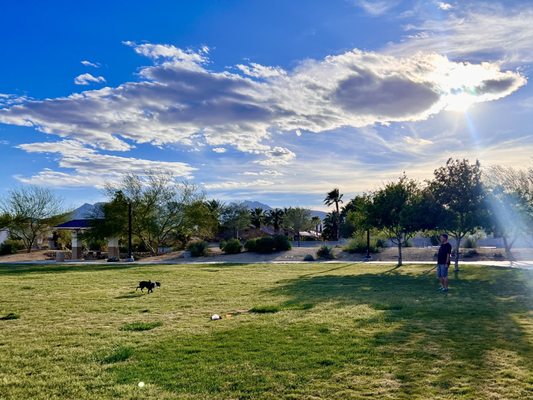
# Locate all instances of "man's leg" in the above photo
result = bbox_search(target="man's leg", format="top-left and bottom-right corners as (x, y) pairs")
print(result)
(443, 277), (448, 289)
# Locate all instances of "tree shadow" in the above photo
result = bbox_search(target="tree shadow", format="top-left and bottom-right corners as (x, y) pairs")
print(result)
(0, 263), (153, 276)
(267, 266), (533, 396)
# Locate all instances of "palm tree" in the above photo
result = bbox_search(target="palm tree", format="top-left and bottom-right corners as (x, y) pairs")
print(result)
(266, 208), (284, 234)
(250, 208), (264, 229)
(324, 188), (343, 240)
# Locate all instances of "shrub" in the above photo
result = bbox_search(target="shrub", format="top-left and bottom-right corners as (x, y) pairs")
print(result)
(220, 238), (242, 254)
(316, 245), (334, 260)
(254, 236), (276, 253)
(376, 238), (387, 248)
(344, 236), (380, 254)
(0, 240), (24, 256)
(303, 254), (315, 261)
(464, 237), (477, 249)
(273, 234), (291, 251)
(463, 249), (479, 258)
(187, 241), (209, 257)
(244, 238), (257, 252)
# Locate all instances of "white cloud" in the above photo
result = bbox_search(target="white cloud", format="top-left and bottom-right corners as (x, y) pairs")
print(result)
(123, 41), (208, 66)
(255, 146), (296, 166)
(203, 179), (275, 190)
(353, 0), (400, 16)
(212, 147), (227, 153)
(81, 60), (101, 68)
(236, 63), (286, 78)
(74, 73), (106, 85)
(388, 4), (533, 65)
(242, 170), (283, 177)
(16, 140), (195, 187)
(436, 2), (452, 11)
(0, 40), (526, 186)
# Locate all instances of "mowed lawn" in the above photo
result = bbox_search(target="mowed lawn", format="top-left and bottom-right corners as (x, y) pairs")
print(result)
(0, 262), (532, 399)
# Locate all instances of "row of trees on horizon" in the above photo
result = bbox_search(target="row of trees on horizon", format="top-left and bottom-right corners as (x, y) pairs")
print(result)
(1, 158), (532, 268)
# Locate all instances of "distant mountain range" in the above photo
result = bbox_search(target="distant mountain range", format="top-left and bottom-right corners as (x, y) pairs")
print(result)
(70, 201), (327, 220)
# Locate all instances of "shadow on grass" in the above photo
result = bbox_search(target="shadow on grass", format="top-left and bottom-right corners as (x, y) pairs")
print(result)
(111, 266), (533, 398)
(267, 266), (533, 395)
(0, 263), (156, 276)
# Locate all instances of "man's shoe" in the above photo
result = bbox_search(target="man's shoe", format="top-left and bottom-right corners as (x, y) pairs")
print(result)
(442, 288), (449, 293)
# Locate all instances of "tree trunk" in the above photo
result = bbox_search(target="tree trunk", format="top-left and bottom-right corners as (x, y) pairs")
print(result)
(335, 203), (340, 241)
(297, 232), (301, 247)
(502, 236), (515, 261)
(397, 241), (402, 266)
(454, 236), (461, 271)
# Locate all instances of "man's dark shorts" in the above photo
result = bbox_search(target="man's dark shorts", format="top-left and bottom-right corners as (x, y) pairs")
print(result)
(437, 264), (449, 278)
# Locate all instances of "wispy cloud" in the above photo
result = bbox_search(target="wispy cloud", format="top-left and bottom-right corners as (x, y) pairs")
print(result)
(388, 3), (533, 65)
(353, 0), (400, 16)
(0, 39), (528, 192)
(81, 60), (101, 68)
(16, 140), (195, 187)
(74, 73), (106, 85)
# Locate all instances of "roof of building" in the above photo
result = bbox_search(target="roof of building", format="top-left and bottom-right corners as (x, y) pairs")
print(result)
(55, 219), (93, 230)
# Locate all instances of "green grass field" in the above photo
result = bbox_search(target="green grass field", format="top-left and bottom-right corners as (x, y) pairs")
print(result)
(0, 262), (532, 399)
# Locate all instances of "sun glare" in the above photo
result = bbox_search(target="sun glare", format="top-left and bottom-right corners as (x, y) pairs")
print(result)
(445, 93), (477, 112)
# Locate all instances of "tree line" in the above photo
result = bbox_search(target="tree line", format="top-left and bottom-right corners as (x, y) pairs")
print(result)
(1, 159), (532, 266)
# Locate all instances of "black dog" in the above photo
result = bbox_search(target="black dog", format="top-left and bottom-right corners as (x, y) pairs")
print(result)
(136, 280), (161, 293)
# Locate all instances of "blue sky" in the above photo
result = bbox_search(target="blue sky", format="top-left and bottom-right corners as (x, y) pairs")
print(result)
(1, 0), (532, 210)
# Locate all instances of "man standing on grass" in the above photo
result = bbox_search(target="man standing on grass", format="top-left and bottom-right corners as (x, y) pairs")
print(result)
(437, 233), (452, 292)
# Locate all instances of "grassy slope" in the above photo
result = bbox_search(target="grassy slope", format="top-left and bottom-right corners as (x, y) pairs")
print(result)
(0, 263), (531, 399)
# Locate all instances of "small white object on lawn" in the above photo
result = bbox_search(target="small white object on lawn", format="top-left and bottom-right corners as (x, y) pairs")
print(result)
(138, 381), (145, 388)
(211, 314), (221, 320)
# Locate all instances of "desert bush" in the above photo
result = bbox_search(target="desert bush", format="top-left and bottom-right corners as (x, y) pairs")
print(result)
(464, 236), (477, 249)
(254, 237), (276, 253)
(187, 241), (209, 257)
(463, 249), (479, 258)
(316, 245), (334, 260)
(0, 240), (24, 255)
(220, 238), (243, 254)
(244, 238), (257, 252)
(344, 236), (380, 254)
(273, 234), (291, 251)
(303, 254), (314, 261)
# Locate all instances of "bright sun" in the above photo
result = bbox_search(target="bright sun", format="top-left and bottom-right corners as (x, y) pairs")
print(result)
(445, 93), (477, 112)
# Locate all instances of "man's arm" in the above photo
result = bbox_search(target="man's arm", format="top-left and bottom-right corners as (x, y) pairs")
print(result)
(446, 244), (451, 266)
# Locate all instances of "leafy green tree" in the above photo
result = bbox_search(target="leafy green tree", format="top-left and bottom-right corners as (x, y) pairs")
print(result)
(368, 176), (434, 266)
(283, 207), (313, 247)
(484, 165), (533, 259)
(343, 194), (373, 237)
(0, 185), (65, 252)
(429, 159), (488, 270)
(220, 203), (251, 239)
(104, 171), (204, 255)
(324, 188), (343, 240)
(266, 208), (285, 234)
(250, 208), (265, 229)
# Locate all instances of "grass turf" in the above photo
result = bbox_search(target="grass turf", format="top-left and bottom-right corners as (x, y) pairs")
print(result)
(0, 262), (532, 399)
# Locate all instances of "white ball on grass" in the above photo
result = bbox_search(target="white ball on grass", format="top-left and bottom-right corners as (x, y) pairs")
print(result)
(138, 381), (145, 388)
(211, 314), (221, 320)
